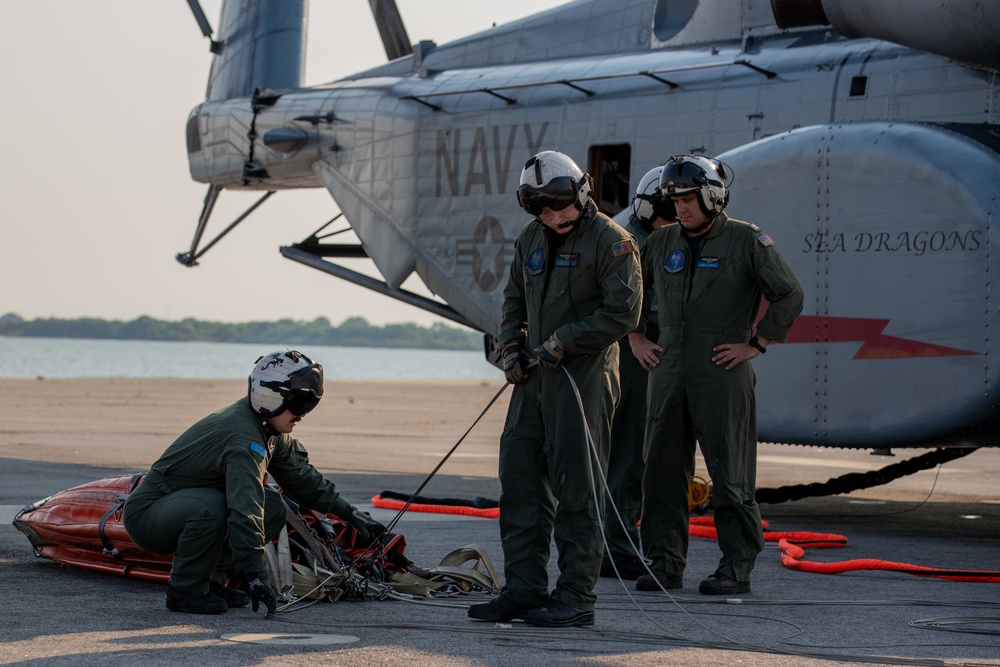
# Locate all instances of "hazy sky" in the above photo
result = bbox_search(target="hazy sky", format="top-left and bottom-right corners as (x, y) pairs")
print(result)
(1, 0), (566, 327)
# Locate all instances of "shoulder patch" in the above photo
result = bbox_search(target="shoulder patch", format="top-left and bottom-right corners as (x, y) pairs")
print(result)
(757, 233), (775, 247)
(612, 239), (635, 257)
(249, 441), (268, 463)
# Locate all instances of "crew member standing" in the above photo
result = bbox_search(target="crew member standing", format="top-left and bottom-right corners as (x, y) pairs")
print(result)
(469, 150), (642, 627)
(601, 166), (674, 580)
(631, 155), (803, 595)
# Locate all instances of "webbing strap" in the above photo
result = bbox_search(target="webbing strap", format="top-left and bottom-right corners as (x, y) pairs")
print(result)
(98, 473), (144, 560)
(98, 499), (126, 559)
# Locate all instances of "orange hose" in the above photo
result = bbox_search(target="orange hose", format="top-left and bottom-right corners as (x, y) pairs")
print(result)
(369, 496), (999, 583)
(692, 516), (1000, 583)
(776, 536), (1000, 582)
(371, 493), (500, 519)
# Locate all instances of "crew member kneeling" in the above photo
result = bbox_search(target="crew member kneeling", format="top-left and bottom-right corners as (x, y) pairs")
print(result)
(123, 350), (386, 615)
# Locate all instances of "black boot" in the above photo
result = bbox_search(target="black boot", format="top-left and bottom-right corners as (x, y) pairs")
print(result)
(165, 585), (228, 614)
(468, 594), (539, 621)
(698, 573), (750, 595)
(522, 601), (594, 628)
(209, 581), (250, 608)
(635, 570), (683, 591)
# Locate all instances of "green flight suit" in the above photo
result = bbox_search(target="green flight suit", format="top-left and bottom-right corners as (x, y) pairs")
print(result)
(498, 200), (642, 612)
(123, 398), (356, 595)
(602, 214), (657, 565)
(640, 213), (803, 582)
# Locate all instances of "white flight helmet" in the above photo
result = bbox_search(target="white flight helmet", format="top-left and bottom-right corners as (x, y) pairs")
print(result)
(630, 165), (675, 226)
(516, 150), (593, 217)
(659, 155), (730, 218)
(248, 350), (324, 418)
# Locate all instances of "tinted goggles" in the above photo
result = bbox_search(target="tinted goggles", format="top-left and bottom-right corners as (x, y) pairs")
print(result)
(516, 178), (579, 216)
(285, 390), (321, 417)
(285, 361), (324, 416)
(638, 191), (676, 221)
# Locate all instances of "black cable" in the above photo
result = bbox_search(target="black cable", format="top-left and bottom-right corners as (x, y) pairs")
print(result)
(381, 381), (509, 536)
(909, 616), (1000, 636)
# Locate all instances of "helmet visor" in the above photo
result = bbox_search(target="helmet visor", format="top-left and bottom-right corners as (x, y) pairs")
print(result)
(660, 156), (722, 196)
(285, 361), (324, 416)
(285, 390), (321, 417)
(652, 194), (676, 221)
(516, 177), (579, 216)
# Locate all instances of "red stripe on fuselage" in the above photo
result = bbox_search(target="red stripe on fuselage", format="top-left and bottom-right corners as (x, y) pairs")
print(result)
(763, 311), (978, 359)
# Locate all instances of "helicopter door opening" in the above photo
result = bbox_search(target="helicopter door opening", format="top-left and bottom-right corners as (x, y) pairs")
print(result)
(589, 143), (632, 217)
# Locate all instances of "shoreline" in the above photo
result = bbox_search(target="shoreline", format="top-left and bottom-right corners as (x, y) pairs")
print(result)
(0, 377), (509, 478)
(2, 377), (997, 503)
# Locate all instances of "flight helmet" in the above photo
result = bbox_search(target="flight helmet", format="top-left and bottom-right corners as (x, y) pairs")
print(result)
(659, 155), (730, 218)
(631, 165), (675, 227)
(516, 150), (593, 217)
(248, 350), (324, 418)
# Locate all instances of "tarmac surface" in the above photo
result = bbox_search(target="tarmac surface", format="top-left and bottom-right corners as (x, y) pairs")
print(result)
(1, 378), (999, 666)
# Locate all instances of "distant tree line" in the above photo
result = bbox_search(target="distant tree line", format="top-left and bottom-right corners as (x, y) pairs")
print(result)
(0, 313), (482, 350)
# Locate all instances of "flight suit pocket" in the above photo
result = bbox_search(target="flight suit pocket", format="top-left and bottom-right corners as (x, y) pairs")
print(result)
(758, 260), (795, 299)
(549, 441), (594, 513)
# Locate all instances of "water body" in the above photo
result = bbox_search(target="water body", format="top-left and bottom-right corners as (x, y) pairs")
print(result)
(0, 336), (499, 381)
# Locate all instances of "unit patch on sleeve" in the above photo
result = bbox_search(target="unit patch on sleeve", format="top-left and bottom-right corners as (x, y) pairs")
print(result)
(249, 441), (268, 464)
(611, 239), (635, 257)
(757, 233), (775, 247)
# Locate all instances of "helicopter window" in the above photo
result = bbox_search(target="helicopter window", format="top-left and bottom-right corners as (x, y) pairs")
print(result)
(849, 76), (868, 97)
(653, 0), (698, 43)
(589, 144), (632, 217)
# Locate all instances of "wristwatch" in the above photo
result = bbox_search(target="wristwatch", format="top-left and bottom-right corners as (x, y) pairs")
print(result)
(748, 336), (766, 354)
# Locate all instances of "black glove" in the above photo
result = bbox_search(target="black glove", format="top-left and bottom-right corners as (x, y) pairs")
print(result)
(501, 341), (529, 385)
(248, 576), (278, 616)
(535, 332), (566, 370)
(346, 508), (388, 542)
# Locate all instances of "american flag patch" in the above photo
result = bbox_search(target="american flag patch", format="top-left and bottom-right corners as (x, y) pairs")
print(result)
(612, 239), (635, 256)
(757, 233), (775, 247)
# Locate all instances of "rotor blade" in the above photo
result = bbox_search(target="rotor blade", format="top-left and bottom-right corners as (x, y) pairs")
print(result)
(186, 0), (214, 39)
(368, 0), (413, 61)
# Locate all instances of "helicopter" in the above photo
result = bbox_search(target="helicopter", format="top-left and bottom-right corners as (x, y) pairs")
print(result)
(177, 0), (1000, 488)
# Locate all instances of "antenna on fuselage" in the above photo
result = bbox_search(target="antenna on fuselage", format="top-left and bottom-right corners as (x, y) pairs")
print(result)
(368, 0), (413, 60)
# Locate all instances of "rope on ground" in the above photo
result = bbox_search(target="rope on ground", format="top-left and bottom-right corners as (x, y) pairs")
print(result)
(755, 447), (979, 504)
